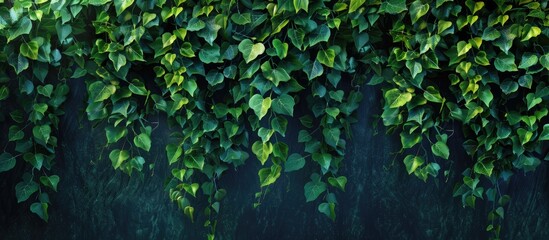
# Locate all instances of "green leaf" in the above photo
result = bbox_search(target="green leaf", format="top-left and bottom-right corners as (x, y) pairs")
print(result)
(500, 81), (519, 95)
(199, 44), (220, 64)
(238, 39), (265, 63)
(39, 175), (60, 192)
(0, 86), (8, 101)
(380, 0), (407, 14)
(109, 149), (130, 169)
(518, 53), (538, 69)
(166, 144), (183, 165)
(32, 125), (51, 146)
(271, 94), (295, 116)
(249, 94), (271, 120)
(317, 49), (335, 68)
(308, 25), (330, 47)
(288, 28), (305, 49)
(403, 155), (425, 174)
(474, 161), (494, 177)
(526, 93), (542, 110)
(318, 202), (336, 221)
(540, 124), (549, 141)
(521, 25), (541, 42)
(328, 176), (347, 191)
(126, 43), (145, 61)
(263, 67), (291, 86)
(475, 51), (490, 66)
(325, 107), (340, 118)
(400, 132), (421, 149)
(37, 85), (53, 98)
(298, 130), (312, 143)
(482, 27), (501, 41)
(142, 12), (157, 26)
(271, 116), (288, 136)
(206, 71), (224, 86)
(285, 153), (305, 172)
(431, 141), (450, 159)
(258, 164), (282, 187)
(105, 125), (127, 144)
(16, 180), (39, 203)
(179, 42), (195, 58)
(184, 206), (194, 223)
(231, 13), (251, 25)
(184, 154), (205, 170)
(518, 128), (533, 145)
(30, 202), (49, 222)
(329, 90), (344, 102)
(438, 20), (453, 35)
(293, 0), (309, 13)
(182, 183), (200, 197)
(252, 140), (273, 165)
(303, 60), (324, 80)
(457, 41), (472, 56)
(420, 35), (441, 55)
(162, 33), (177, 48)
(409, 1), (429, 23)
(224, 65), (237, 79)
(239, 60), (260, 80)
(128, 81), (147, 96)
(540, 54), (549, 70)
(304, 175), (326, 202)
(114, 0), (134, 15)
(171, 168), (186, 181)
(424, 86), (443, 103)
(55, 22), (72, 44)
(406, 61), (422, 79)
(312, 153), (332, 173)
(109, 52), (127, 72)
(8, 17), (32, 42)
(20, 40), (39, 60)
(187, 18), (205, 31)
(479, 87), (493, 106)
(272, 39), (288, 59)
(88, 81), (116, 102)
(322, 128), (341, 148)
(349, 0), (366, 13)
(494, 53), (518, 72)
(272, 142), (289, 159)
(258, 128), (274, 143)
(384, 89), (412, 108)
(197, 17), (222, 45)
(9, 54), (29, 74)
(8, 125), (24, 142)
(134, 133), (151, 152)
(0, 152), (17, 173)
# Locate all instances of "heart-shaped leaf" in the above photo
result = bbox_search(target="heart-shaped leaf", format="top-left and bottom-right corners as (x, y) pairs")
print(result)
(238, 39), (265, 63)
(109, 149), (130, 169)
(249, 94), (271, 120)
(328, 176), (347, 191)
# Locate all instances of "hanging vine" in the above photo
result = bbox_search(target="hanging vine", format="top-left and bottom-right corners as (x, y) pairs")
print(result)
(0, 0), (548, 239)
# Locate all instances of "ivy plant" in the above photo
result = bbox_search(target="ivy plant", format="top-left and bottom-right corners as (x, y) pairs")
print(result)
(0, 0), (547, 239)
(372, 0), (549, 238)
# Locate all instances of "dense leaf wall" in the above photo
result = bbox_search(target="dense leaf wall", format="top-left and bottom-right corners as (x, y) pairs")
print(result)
(0, 0), (548, 239)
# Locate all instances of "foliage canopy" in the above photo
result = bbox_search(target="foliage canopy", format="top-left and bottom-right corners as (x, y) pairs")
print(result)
(0, 0), (548, 239)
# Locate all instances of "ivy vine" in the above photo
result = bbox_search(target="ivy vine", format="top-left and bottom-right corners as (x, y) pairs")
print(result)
(0, 0), (547, 239)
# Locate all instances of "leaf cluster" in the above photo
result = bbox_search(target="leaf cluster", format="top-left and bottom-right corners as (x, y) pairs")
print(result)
(0, 1), (547, 239)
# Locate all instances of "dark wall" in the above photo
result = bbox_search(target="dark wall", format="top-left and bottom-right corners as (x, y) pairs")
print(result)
(1, 80), (549, 240)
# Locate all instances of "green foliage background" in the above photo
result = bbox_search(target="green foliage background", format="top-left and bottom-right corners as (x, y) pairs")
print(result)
(0, 0), (547, 239)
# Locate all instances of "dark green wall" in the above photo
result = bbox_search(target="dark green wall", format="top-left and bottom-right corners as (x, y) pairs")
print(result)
(1, 80), (549, 240)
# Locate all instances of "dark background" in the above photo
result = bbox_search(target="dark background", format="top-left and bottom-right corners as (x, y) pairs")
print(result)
(1, 80), (549, 240)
